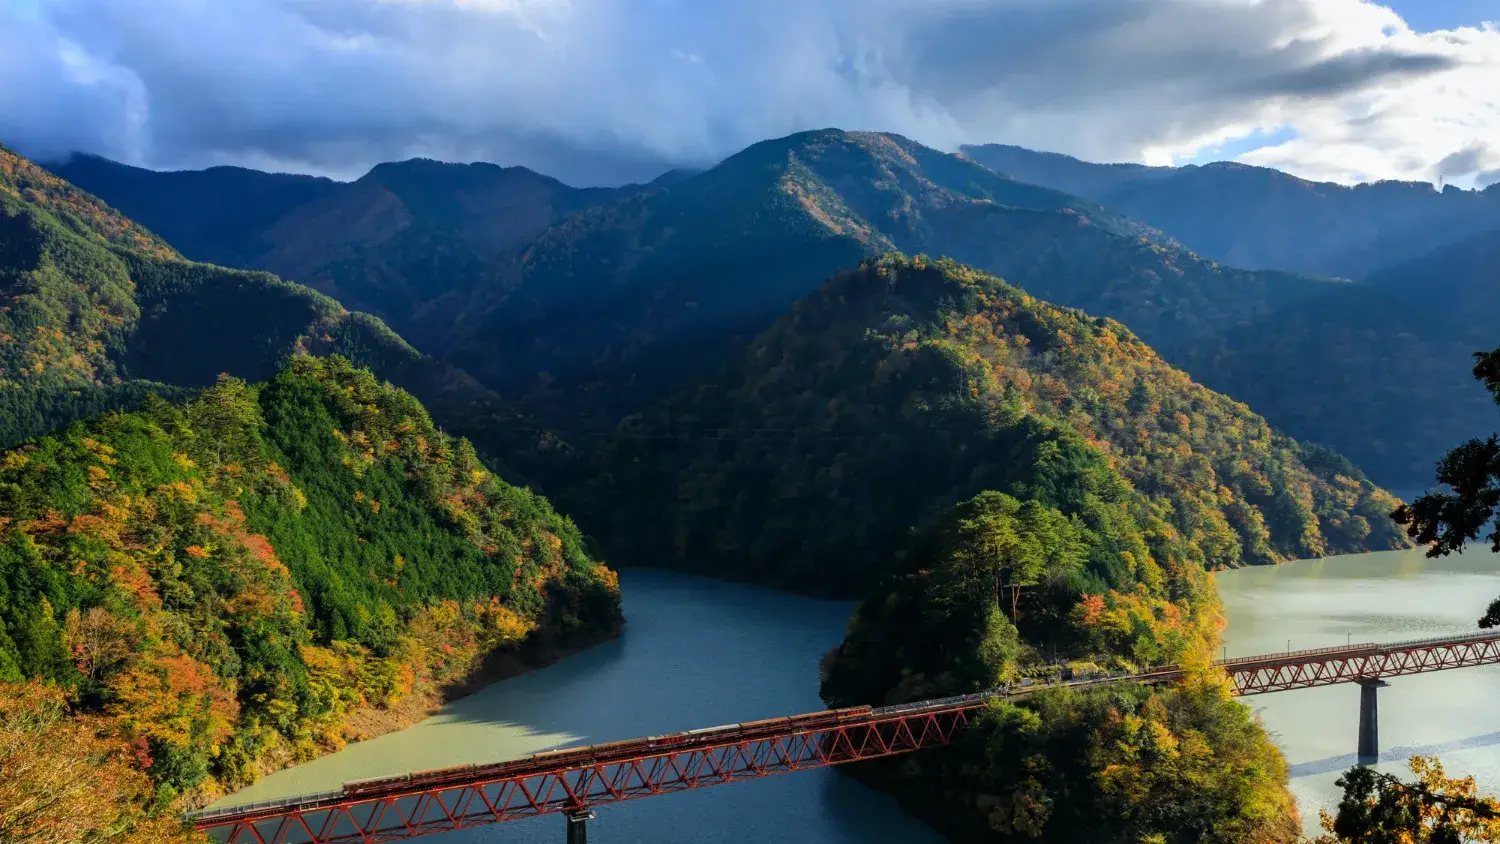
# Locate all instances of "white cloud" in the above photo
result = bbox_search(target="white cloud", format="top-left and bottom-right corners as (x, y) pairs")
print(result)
(0, 0), (1494, 187)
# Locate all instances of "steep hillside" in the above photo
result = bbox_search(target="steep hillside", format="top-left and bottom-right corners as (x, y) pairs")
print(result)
(961, 143), (1500, 278)
(819, 490), (1298, 843)
(2, 144), (559, 483)
(47, 153), (339, 267)
(0, 356), (620, 826)
(52, 154), (632, 342)
(577, 255), (1407, 598)
(1174, 228), (1500, 488)
(435, 129), (1333, 428)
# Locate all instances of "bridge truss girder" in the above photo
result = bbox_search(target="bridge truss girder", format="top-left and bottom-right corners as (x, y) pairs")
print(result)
(1229, 637), (1500, 696)
(199, 708), (973, 844)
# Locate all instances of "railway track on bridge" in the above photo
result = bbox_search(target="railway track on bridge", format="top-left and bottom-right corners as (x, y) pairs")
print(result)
(191, 629), (1500, 844)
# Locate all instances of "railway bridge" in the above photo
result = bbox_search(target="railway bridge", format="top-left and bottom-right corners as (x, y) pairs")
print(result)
(191, 629), (1500, 844)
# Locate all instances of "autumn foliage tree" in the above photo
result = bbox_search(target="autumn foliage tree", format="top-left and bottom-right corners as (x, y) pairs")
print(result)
(1311, 756), (1500, 843)
(820, 485), (1290, 843)
(0, 680), (199, 843)
(0, 356), (621, 814)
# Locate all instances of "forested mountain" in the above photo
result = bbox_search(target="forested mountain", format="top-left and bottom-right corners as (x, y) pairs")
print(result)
(961, 143), (1500, 279)
(1, 144), (563, 483)
(1172, 227), (1500, 489)
(38, 134), (1482, 490)
(819, 485), (1298, 843)
(52, 153), (635, 344)
(426, 129), (1343, 432)
(0, 356), (621, 837)
(46, 153), (340, 267)
(575, 255), (1406, 598)
(960, 143), (1500, 489)
(51, 132), (1344, 434)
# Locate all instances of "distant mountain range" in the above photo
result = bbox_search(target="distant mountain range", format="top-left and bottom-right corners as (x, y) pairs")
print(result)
(53, 133), (1338, 426)
(31, 130), (1498, 491)
(961, 143), (1500, 279)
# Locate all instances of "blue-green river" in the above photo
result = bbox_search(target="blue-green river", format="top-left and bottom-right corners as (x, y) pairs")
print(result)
(215, 550), (1500, 840)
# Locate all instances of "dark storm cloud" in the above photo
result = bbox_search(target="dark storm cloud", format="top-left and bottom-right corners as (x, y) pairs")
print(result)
(0, 0), (1484, 185)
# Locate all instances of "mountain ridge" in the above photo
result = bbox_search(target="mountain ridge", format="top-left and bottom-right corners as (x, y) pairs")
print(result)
(574, 255), (1407, 598)
(960, 142), (1500, 278)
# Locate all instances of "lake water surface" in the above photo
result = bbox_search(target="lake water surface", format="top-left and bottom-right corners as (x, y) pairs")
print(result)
(1215, 548), (1500, 836)
(215, 551), (1500, 841)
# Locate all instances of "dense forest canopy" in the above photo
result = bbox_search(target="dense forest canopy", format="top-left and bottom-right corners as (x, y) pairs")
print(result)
(0, 356), (620, 835)
(819, 484), (1298, 843)
(578, 255), (1406, 598)
(1, 143), (567, 489)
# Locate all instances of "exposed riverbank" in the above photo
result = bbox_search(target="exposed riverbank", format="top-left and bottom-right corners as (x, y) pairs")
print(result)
(211, 617), (624, 809)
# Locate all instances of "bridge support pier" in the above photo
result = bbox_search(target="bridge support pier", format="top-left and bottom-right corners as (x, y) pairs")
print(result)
(566, 809), (595, 844)
(1356, 678), (1390, 762)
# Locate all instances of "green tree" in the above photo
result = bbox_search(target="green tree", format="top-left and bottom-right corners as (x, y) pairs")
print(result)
(1311, 757), (1500, 843)
(1391, 347), (1500, 628)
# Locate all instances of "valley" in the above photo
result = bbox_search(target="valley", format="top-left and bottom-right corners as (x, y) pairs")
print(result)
(1, 123), (1496, 844)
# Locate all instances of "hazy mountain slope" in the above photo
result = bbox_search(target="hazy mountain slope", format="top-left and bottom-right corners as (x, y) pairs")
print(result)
(437, 129), (1336, 428)
(1175, 227), (1500, 488)
(1, 144), (556, 483)
(49, 153), (340, 267)
(575, 255), (1406, 598)
(51, 154), (635, 344)
(961, 143), (1500, 278)
(954, 143), (1173, 200)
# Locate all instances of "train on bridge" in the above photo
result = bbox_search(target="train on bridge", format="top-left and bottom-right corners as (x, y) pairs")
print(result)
(335, 705), (878, 801)
(190, 629), (1500, 844)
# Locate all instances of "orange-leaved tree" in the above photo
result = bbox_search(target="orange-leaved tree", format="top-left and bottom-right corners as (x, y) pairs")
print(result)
(0, 680), (201, 842)
(1310, 756), (1500, 843)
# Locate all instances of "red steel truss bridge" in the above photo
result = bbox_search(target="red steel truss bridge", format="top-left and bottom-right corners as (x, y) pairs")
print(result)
(191, 629), (1500, 844)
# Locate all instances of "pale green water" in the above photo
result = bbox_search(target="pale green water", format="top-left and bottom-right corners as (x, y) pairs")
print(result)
(1215, 548), (1500, 836)
(210, 570), (948, 843)
(210, 551), (1500, 841)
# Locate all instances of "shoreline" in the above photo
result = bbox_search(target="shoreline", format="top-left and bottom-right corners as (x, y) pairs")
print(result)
(209, 617), (625, 809)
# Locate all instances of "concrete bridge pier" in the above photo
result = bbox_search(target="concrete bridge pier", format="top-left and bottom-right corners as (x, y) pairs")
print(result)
(566, 809), (595, 844)
(1356, 678), (1390, 762)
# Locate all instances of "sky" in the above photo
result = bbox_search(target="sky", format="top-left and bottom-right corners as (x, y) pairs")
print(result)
(1, 0), (1497, 188)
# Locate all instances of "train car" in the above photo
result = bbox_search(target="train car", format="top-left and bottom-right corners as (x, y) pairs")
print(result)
(526, 746), (599, 769)
(587, 737), (654, 759)
(734, 716), (792, 738)
(833, 705), (873, 722)
(343, 773), (412, 798)
(737, 716), (790, 731)
(646, 732), (690, 750)
(684, 723), (741, 739)
(407, 763), (478, 789)
(785, 710), (843, 731)
(469, 755), (545, 780)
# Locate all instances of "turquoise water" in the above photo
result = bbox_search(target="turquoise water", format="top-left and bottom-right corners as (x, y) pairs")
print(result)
(212, 570), (947, 843)
(1215, 548), (1500, 836)
(213, 550), (1500, 841)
